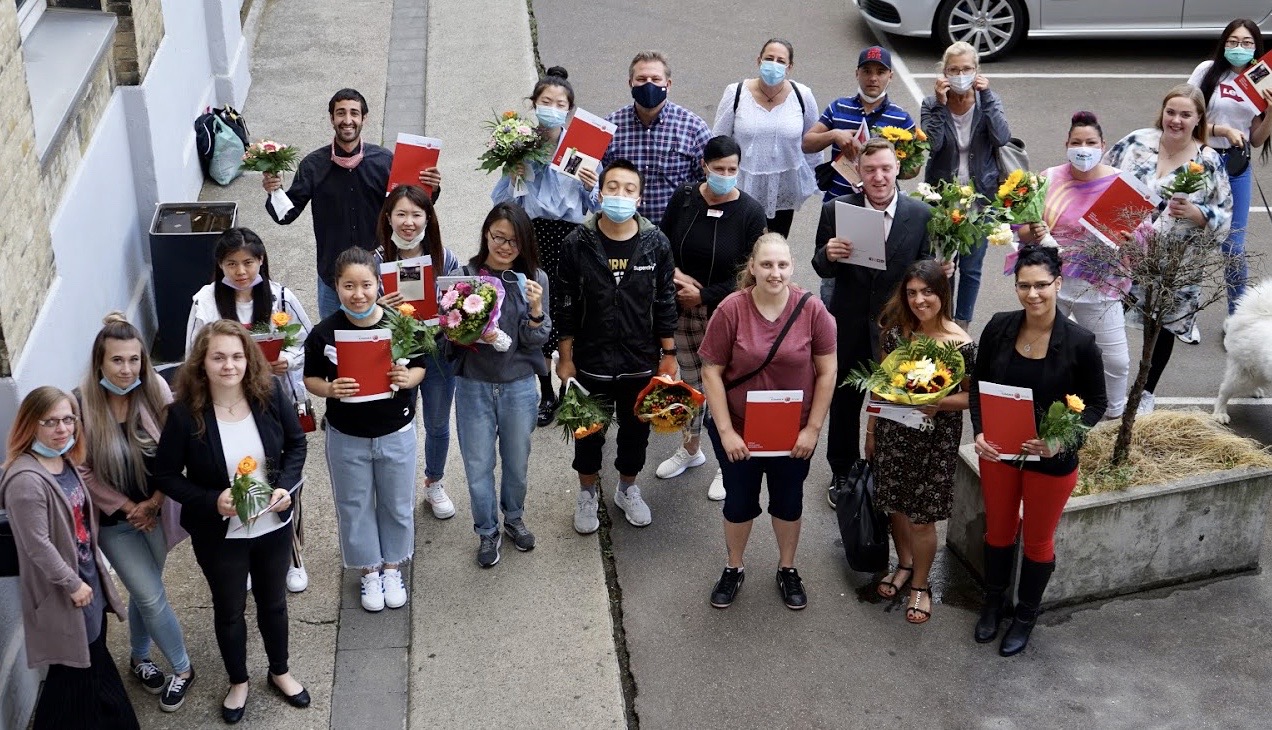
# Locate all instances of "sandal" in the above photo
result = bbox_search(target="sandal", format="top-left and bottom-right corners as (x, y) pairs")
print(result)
(906, 586), (932, 625)
(876, 565), (913, 599)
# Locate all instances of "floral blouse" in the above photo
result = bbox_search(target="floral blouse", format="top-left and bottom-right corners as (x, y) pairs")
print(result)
(1103, 127), (1232, 239)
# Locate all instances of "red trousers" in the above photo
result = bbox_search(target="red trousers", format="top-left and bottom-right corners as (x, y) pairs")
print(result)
(979, 458), (1078, 562)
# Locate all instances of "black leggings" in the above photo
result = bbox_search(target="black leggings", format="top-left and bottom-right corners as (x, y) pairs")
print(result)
(34, 615), (140, 730)
(1144, 328), (1176, 394)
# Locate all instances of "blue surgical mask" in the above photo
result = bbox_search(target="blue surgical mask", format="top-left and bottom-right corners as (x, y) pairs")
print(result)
(340, 304), (376, 320)
(1225, 47), (1256, 67)
(600, 195), (638, 223)
(535, 105), (569, 129)
(758, 61), (787, 86)
(631, 82), (668, 110)
(32, 436), (75, 459)
(221, 274), (263, 292)
(947, 73), (976, 93)
(100, 377), (142, 396)
(706, 173), (738, 195)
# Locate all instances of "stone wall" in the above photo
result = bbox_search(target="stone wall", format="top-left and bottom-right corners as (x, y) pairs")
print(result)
(108, 0), (164, 86)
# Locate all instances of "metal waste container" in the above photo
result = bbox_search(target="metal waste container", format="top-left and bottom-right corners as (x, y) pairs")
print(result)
(149, 202), (238, 363)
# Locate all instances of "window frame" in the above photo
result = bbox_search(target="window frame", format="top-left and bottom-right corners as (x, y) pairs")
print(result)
(17, 0), (47, 40)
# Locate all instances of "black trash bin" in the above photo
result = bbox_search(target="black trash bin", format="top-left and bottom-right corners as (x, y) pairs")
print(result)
(149, 202), (238, 363)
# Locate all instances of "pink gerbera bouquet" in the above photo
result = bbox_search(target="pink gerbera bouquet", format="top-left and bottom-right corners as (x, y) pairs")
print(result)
(438, 276), (511, 350)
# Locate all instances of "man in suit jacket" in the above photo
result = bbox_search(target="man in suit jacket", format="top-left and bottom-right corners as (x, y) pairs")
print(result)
(811, 138), (949, 496)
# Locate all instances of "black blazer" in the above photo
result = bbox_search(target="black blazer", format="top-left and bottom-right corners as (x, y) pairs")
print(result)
(969, 310), (1108, 475)
(152, 380), (306, 541)
(811, 192), (932, 361)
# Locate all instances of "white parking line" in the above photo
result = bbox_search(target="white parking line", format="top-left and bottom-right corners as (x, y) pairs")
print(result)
(1154, 397), (1269, 406)
(909, 73), (1187, 80)
(861, 22), (924, 106)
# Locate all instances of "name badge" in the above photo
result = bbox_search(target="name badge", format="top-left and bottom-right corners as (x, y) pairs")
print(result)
(706, 209), (723, 218)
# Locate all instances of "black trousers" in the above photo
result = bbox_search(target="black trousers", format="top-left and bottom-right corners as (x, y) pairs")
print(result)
(826, 320), (872, 474)
(192, 523), (292, 684)
(572, 374), (651, 477)
(34, 614), (140, 730)
(766, 209), (796, 238)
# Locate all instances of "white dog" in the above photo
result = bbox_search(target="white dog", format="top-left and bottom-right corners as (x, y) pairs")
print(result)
(1213, 279), (1272, 424)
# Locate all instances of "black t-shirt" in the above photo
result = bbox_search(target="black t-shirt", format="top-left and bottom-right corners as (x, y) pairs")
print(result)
(303, 310), (426, 438)
(98, 422), (149, 526)
(599, 230), (638, 285)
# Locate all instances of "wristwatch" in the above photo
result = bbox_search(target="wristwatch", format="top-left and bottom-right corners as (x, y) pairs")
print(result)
(529, 312), (546, 323)
(660, 347), (678, 357)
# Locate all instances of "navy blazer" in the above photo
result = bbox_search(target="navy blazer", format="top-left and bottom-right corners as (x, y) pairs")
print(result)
(152, 379), (306, 541)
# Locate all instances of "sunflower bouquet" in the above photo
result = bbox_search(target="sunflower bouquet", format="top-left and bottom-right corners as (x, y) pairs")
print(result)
(634, 375), (706, 434)
(556, 378), (614, 441)
(841, 335), (967, 406)
(249, 311), (304, 361)
(911, 180), (1002, 262)
(1037, 394), (1090, 454)
(873, 125), (929, 179)
(230, 456), (273, 527)
(995, 169), (1048, 224)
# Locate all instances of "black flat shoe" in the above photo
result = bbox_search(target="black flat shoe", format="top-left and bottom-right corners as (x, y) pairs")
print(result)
(222, 690), (246, 725)
(268, 673), (311, 708)
(536, 394), (559, 427)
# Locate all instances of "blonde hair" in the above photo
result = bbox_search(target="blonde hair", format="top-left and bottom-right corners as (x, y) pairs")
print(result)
(737, 233), (791, 289)
(5, 386), (85, 468)
(939, 41), (979, 71)
(1155, 83), (1209, 144)
(859, 137), (898, 162)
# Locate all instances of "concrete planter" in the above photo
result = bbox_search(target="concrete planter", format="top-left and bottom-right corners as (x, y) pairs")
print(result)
(948, 444), (1272, 607)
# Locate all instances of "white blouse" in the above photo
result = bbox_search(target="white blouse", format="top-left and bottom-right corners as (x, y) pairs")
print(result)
(218, 414), (288, 539)
(713, 80), (821, 217)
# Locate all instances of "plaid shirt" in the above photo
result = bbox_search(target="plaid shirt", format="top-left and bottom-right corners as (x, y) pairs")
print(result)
(602, 102), (712, 225)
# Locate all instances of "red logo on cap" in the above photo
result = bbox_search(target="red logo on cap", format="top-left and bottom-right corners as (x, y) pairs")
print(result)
(867, 48), (883, 61)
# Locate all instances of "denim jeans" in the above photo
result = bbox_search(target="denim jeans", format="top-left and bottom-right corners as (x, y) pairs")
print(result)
(1221, 156), (1250, 314)
(455, 375), (539, 536)
(417, 355), (456, 481)
(97, 521), (192, 673)
(317, 276), (340, 320)
(324, 422), (417, 568)
(953, 238), (988, 322)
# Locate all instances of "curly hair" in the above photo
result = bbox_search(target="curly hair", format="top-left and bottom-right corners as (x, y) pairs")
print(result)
(173, 319), (275, 437)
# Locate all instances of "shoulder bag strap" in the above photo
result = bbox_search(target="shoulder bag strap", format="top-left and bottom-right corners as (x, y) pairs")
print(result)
(733, 80), (745, 114)
(724, 291), (814, 391)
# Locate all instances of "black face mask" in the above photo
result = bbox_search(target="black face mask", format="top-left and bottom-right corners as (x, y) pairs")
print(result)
(631, 82), (668, 110)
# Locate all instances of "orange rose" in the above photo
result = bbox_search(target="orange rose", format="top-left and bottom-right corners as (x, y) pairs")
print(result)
(1016, 187), (1028, 197)
(1187, 161), (1203, 174)
(574, 423), (603, 439)
(271, 311), (291, 327)
(236, 456), (257, 476)
(1004, 199), (1014, 208)
(915, 128), (927, 142)
(950, 209), (964, 224)
(502, 110), (518, 120)
(397, 303), (417, 317)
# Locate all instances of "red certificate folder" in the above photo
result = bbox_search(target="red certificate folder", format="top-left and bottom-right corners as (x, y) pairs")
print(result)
(978, 381), (1039, 461)
(1078, 172), (1159, 247)
(251, 332), (284, 362)
(334, 329), (393, 403)
(550, 108), (616, 181)
(1234, 51), (1272, 112)
(387, 133), (443, 196)
(742, 390), (804, 456)
(380, 255), (438, 324)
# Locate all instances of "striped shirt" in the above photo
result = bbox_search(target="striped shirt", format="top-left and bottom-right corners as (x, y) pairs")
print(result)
(602, 102), (712, 225)
(817, 94), (915, 199)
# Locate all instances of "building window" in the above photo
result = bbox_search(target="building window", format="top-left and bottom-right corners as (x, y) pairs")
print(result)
(17, 0), (47, 39)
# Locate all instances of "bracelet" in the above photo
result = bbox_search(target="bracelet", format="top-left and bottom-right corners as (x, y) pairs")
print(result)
(529, 312), (545, 323)
(661, 347), (678, 357)
(866, 429), (875, 435)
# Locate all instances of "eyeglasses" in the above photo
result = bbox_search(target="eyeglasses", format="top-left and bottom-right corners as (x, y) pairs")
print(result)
(1015, 278), (1057, 294)
(489, 233), (519, 250)
(1225, 39), (1257, 50)
(38, 416), (78, 429)
(945, 65), (977, 75)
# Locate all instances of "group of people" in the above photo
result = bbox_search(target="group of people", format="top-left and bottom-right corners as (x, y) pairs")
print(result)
(1, 19), (1264, 726)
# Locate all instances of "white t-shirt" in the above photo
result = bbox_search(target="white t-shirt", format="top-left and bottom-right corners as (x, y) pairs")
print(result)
(953, 106), (974, 183)
(1189, 60), (1262, 150)
(218, 414), (288, 539)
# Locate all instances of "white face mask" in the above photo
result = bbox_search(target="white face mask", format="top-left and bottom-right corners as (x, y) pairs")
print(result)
(947, 73), (975, 93)
(391, 229), (426, 251)
(1066, 146), (1102, 172)
(859, 87), (887, 104)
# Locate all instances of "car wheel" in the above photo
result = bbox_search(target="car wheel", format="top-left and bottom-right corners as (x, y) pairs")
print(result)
(934, 0), (1026, 62)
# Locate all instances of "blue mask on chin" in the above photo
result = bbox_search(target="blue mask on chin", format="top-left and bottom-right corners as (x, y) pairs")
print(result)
(340, 304), (376, 320)
(32, 436), (75, 459)
(100, 377), (142, 396)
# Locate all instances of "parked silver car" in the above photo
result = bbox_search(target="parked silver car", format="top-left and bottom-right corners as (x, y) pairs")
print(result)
(855, 0), (1272, 62)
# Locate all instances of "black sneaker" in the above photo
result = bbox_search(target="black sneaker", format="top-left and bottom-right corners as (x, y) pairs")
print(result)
(159, 668), (194, 712)
(503, 518), (536, 551)
(478, 533), (502, 568)
(777, 567), (808, 610)
(130, 658), (166, 694)
(710, 567), (745, 609)
(536, 394), (559, 427)
(827, 473), (848, 509)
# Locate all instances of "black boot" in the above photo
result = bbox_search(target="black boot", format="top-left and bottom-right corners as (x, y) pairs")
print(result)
(999, 557), (1056, 657)
(974, 543), (1016, 643)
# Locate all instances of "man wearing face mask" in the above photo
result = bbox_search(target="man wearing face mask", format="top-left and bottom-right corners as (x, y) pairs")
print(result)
(263, 88), (444, 319)
(556, 160), (679, 533)
(601, 51), (712, 226)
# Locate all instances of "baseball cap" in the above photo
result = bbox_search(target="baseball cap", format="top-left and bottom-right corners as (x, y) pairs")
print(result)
(858, 46), (892, 70)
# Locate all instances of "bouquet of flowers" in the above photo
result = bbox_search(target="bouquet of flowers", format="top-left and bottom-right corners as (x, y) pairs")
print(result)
(438, 277), (511, 352)
(249, 311), (303, 362)
(477, 110), (552, 195)
(1037, 394), (1089, 455)
(633, 375), (706, 434)
(241, 139), (300, 217)
(1162, 161), (1206, 197)
(841, 335), (967, 406)
(873, 125), (929, 180)
(380, 303), (440, 390)
(911, 181), (1002, 262)
(995, 169), (1048, 224)
(230, 456), (273, 528)
(556, 378), (614, 441)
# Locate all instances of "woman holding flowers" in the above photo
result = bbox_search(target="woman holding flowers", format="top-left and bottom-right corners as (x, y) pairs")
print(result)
(154, 320), (309, 722)
(1105, 84), (1231, 412)
(303, 248), (427, 614)
(866, 260), (974, 624)
(186, 227), (314, 592)
(451, 203), (551, 568)
(376, 184), (460, 522)
(969, 244), (1106, 657)
(492, 67), (595, 427)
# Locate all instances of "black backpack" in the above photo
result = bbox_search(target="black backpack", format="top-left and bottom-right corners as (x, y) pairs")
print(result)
(194, 106), (250, 175)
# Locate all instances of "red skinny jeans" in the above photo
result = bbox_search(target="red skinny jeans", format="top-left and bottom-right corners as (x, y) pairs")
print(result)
(979, 458), (1078, 562)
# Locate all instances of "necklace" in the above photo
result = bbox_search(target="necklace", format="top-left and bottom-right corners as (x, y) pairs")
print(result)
(213, 397), (247, 416)
(1021, 327), (1052, 355)
(759, 80), (785, 103)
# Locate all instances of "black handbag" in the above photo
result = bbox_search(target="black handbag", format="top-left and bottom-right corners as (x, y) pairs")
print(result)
(0, 511), (19, 578)
(835, 459), (890, 573)
(1224, 143), (1251, 178)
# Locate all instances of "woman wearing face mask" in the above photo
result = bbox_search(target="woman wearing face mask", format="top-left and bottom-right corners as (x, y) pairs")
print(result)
(493, 66), (598, 427)
(79, 313), (196, 711)
(1188, 19), (1272, 324)
(921, 41), (1014, 329)
(655, 135), (767, 501)
(186, 227), (314, 593)
(0, 387), (139, 729)
(376, 185), (460, 523)
(1010, 111), (1131, 419)
(711, 38), (820, 237)
(1105, 84), (1232, 413)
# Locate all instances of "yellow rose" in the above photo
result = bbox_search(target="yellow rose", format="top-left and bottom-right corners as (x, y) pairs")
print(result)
(959, 185), (973, 198)
(1065, 394), (1085, 413)
(236, 456), (257, 476)
(397, 303), (417, 317)
(271, 311), (291, 328)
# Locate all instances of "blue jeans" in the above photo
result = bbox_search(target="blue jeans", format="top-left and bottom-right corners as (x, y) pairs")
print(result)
(1222, 156), (1250, 314)
(97, 521), (192, 673)
(324, 422), (417, 568)
(455, 375), (538, 536)
(417, 355), (456, 482)
(317, 277), (340, 320)
(953, 237), (988, 322)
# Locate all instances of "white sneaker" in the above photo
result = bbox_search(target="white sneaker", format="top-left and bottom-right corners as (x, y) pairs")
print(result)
(1137, 391), (1156, 416)
(1179, 323), (1201, 345)
(574, 490), (599, 535)
(381, 569), (407, 609)
(424, 482), (457, 519)
(286, 566), (308, 593)
(360, 572), (385, 612)
(706, 469), (725, 501)
(614, 484), (652, 527)
(656, 445), (706, 479)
